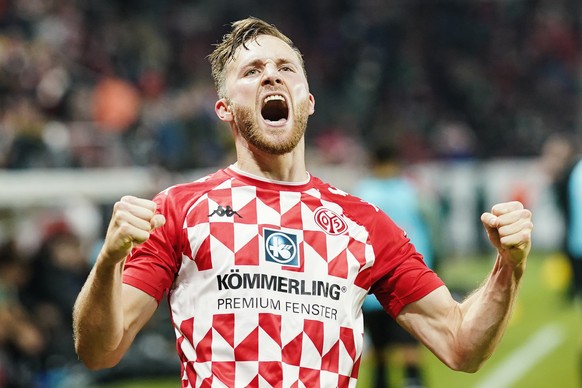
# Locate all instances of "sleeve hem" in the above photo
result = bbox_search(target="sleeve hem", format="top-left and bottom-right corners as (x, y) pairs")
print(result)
(391, 278), (445, 318)
(123, 273), (164, 304)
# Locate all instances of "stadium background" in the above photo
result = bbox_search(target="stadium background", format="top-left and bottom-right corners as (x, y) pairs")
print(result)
(0, 0), (580, 387)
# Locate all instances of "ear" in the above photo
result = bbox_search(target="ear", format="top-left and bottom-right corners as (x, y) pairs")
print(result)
(308, 93), (315, 116)
(215, 99), (233, 122)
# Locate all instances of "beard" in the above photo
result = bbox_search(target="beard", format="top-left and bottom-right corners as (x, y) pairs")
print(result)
(231, 98), (310, 155)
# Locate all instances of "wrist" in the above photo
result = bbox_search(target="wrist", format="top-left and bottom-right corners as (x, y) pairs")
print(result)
(495, 254), (526, 283)
(95, 250), (126, 276)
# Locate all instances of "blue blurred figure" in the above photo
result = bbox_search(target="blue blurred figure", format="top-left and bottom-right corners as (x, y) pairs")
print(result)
(540, 133), (582, 383)
(354, 144), (435, 388)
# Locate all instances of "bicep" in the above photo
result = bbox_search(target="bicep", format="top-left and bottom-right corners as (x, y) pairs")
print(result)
(395, 286), (462, 364)
(74, 282), (159, 370)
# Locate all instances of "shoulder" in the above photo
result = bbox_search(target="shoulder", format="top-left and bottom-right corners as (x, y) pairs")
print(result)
(572, 159), (582, 179)
(311, 175), (390, 226)
(569, 160), (582, 195)
(312, 176), (372, 207)
(153, 168), (232, 211)
(159, 169), (230, 198)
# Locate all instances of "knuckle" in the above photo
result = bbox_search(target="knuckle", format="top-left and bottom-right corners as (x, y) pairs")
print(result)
(113, 201), (124, 212)
(120, 195), (134, 203)
(513, 201), (524, 209)
(499, 235), (514, 247)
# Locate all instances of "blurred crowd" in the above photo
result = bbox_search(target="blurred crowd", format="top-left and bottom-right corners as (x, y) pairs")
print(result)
(1, 0), (582, 386)
(0, 0), (581, 171)
(0, 212), (180, 387)
(0, 221), (91, 387)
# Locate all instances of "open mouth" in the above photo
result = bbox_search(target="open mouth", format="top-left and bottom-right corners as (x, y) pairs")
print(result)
(261, 95), (289, 123)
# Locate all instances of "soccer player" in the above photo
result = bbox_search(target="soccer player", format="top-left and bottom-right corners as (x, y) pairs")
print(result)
(73, 17), (533, 388)
(540, 133), (582, 300)
(354, 144), (437, 388)
(540, 133), (582, 381)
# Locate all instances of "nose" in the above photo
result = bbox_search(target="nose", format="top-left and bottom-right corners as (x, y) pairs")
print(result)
(261, 64), (282, 86)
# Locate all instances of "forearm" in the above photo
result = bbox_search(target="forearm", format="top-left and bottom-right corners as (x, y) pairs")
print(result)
(402, 201), (531, 372)
(72, 195), (164, 369)
(455, 254), (525, 371)
(73, 254), (127, 369)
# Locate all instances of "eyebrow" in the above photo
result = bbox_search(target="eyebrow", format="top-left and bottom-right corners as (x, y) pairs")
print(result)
(241, 57), (296, 69)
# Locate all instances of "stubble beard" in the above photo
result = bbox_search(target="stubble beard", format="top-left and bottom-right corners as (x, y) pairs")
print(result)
(232, 99), (310, 155)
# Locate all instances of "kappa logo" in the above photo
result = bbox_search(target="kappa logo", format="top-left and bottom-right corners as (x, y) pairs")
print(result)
(264, 228), (299, 267)
(209, 205), (242, 218)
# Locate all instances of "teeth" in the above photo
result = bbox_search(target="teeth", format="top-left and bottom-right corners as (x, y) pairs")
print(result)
(264, 95), (285, 103)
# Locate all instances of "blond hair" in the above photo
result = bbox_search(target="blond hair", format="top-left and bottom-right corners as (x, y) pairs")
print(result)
(208, 17), (305, 98)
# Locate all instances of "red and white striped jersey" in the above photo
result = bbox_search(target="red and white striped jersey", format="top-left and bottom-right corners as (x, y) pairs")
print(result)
(123, 165), (443, 388)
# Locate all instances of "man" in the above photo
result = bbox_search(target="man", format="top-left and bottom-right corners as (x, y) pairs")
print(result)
(540, 133), (582, 300)
(354, 144), (436, 388)
(73, 17), (533, 388)
(540, 133), (582, 381)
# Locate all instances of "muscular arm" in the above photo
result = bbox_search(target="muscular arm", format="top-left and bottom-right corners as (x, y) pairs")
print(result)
(396, 201), (531, 372)
(397, 257), (522, 372)
(73, 259), (157, 369)
(72, 196), (166, 370)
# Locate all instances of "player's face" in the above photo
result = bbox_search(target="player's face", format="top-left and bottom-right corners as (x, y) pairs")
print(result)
(216, 35), (315, 155)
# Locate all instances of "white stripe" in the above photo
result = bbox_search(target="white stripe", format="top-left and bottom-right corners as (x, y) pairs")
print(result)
(475, 323), (564, 388)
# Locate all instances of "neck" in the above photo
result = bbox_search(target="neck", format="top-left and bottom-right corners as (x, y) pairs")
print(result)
(235, 139), (308, 182)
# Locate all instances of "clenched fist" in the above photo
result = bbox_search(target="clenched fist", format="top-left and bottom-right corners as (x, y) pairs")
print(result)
(101, 196), (166, 264)
(480, 201), (533, 270)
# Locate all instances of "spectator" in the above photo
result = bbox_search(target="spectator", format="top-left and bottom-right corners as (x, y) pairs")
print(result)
(539, 132), (582, 382)
(0, 239), (46, 387)
(0, 1), (580, 170)
(23, 222), (91, 379)
(540, 133), (582, 299)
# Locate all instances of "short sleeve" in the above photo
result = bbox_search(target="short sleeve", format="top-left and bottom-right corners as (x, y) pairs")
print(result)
(366, 211), (444, 318)
(123, 191), (182, 303)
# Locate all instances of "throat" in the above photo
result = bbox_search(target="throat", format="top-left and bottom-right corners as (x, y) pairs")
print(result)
(233, 154), (308, 183)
